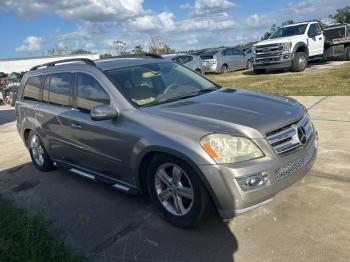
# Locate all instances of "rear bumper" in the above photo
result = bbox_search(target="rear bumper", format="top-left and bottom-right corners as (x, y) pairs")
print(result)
(199, 134), (317, 220)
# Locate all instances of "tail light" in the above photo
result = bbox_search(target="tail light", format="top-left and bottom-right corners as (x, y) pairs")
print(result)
(212, 56), (217, 64)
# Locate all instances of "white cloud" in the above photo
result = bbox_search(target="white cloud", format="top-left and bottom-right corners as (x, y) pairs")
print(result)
(186, 35), (199, 45)
(192, 0), (237, 16)
(179, 3), (191, 10)
(1, 0), (146, 22)
(131, 12), (176, 32)
(16, 36), (43, 52)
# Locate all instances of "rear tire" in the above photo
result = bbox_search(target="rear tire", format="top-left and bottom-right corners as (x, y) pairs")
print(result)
(246, 60), (253, 70)
(292, 52), (307, 72)
(28, 131), (55, 172)
(195, 68), (202, 75)
(221, 65), (228, 74)
(253, 69), (266, 74)
(345, 45), (350, 61)
(146, 154), (210, 228)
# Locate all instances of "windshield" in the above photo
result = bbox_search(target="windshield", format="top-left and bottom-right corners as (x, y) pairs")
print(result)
(105, 62), (218, 107)
(270, 24), (307, 39)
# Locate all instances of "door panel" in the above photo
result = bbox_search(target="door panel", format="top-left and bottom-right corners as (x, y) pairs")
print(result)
(68, 72), (133, 182)
(308, 24), (324, 56)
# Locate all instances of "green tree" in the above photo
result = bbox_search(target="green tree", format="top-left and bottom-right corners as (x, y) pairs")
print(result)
(132, 45), (145, 54)
(331, 6), (350, 23)
(70, 49), (92, 55)
(148, 36), (175, 55)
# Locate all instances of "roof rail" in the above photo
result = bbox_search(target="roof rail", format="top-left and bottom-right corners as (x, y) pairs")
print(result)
(100, 53), (163, 60)
(30, 58), (96, 71)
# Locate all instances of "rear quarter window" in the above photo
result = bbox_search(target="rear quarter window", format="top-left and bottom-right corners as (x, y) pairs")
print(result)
(22, 76), (42, 101)
(48, 73), (72, 106)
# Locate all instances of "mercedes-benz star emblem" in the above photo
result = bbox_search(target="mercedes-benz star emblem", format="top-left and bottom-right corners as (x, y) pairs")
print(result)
(297, 126), (307, 145)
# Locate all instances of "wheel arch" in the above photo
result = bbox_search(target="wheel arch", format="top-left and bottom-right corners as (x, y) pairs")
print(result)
(293, 42), (309, 57)
(136, 146), (220, 209)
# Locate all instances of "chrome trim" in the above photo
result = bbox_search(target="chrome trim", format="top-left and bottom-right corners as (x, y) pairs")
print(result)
(70, 168), (95, 180)
(112, 183), (130, 192)
(266, 114), (313, 154)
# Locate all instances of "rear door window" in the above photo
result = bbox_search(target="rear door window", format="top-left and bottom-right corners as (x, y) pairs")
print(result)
(22, 76), (42, 101)
(48, 73), (71, 106)
(75, 73), (110, 112)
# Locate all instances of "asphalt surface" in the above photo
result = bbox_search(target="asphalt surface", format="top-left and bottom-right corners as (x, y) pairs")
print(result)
(0, 96), (349, 262)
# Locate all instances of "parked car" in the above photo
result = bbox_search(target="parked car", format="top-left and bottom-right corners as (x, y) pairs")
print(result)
(200, 47), (251, 73)
(252, 21), (350, 74)
(16, 56), (317, 227)
(163, 54), (204, 74)
(242, 48), (253, 69)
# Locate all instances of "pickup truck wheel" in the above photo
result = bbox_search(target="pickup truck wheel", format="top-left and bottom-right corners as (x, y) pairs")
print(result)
(28, 131), (55, 172)
(253, 69), (266, 74)
(345, 46), (350, 61)
(292, 52), (307, 72)
(147, 154), (210, 228)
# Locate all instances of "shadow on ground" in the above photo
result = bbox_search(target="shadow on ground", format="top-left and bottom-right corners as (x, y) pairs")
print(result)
(0, 163), (238, 262)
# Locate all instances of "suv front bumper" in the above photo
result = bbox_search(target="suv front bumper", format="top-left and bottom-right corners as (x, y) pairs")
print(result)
(199, 134), (317, 220)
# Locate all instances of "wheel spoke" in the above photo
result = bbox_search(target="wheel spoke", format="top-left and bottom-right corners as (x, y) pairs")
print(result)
(177, 186), (193, 200)
(173, 195), (186, 214)
(157, 169), (172, 187)
(172, 166), (182, 184)
(158, 188), (173, 202)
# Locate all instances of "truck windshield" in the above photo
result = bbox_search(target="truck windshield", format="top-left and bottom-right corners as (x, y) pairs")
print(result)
(270, 24), (308, 39)
(105, 62), (218, 107)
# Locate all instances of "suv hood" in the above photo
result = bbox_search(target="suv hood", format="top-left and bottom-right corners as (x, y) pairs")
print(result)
(143, 89), (305, 138)
(255, 35), (305, 46)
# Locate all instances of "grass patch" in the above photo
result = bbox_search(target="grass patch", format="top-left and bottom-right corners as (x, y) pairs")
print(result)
(206, 62), (350, 96)
(0, 196), (83, 262)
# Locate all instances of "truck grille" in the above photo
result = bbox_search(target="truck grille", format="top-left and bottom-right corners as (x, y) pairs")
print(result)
(266, 114), (313, 154)
(254, 44), (283, 63)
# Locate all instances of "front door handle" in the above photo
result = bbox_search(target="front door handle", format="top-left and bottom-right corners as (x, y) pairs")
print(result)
(319, 37), (323, 40)
(71, 123), (82, 129)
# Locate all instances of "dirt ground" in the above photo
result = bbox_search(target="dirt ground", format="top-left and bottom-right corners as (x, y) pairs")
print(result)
(0, 96), (349, 262)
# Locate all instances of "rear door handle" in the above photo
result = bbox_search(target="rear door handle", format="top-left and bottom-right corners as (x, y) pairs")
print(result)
(71, 123), (82, 129)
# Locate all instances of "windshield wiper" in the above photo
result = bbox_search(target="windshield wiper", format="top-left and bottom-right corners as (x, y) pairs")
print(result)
(143, 88), (216, 107)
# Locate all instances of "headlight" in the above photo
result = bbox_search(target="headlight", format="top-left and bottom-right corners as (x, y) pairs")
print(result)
(200, 134), (264, 164)
(282, 42), (292, 53)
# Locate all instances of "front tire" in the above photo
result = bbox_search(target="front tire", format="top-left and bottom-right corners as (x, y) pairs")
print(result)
(28, 131), (55, 172)
(292, 52), (307, 72)
(147, 154), (210, 228)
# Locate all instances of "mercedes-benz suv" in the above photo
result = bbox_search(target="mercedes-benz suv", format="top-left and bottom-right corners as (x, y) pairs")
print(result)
(16, 55), (317, 227)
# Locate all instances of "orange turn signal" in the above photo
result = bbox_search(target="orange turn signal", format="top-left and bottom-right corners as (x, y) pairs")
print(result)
(202, 143), (218, 158)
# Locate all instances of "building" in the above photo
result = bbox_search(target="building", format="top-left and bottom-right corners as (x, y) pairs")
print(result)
(0, 54), (100, 74)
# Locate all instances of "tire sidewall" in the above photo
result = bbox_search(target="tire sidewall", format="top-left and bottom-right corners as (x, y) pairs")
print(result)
(146, 154), (209, 227)
(28, 131), (54, 172)
(293, 52), (307, 72)
(221, 65), (228, 73)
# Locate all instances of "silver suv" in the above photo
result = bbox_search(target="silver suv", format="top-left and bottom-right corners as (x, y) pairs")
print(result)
(16, 55), (317, 227)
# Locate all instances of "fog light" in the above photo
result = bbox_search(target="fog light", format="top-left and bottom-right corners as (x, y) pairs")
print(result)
(236, 173), (269, 191)
(283, 55), (290, 59)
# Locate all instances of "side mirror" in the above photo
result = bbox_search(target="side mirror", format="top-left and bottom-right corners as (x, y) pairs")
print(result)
(91, 105), (118, 121)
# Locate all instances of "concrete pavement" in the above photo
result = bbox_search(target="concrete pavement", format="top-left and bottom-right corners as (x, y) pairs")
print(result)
(0, 96), (349, 262)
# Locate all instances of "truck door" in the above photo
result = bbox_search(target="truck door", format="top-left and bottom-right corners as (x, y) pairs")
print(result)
(307, 23), (324, 56)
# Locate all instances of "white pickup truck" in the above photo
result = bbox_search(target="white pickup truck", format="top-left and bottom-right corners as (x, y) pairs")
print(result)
(252, 21), (350, 74)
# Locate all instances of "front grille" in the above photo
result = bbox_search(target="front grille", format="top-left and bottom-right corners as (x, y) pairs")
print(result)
(254, 44), (283, 63)
(266, 114), (313, 154)
(275, 157), (305, 180)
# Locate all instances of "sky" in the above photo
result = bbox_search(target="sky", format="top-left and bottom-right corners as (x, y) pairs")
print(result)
(0, 0), (348, 59)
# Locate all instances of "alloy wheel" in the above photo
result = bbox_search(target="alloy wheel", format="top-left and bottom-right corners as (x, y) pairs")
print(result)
(30, 135), (45, 167)
(154, 163), (194, 216)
